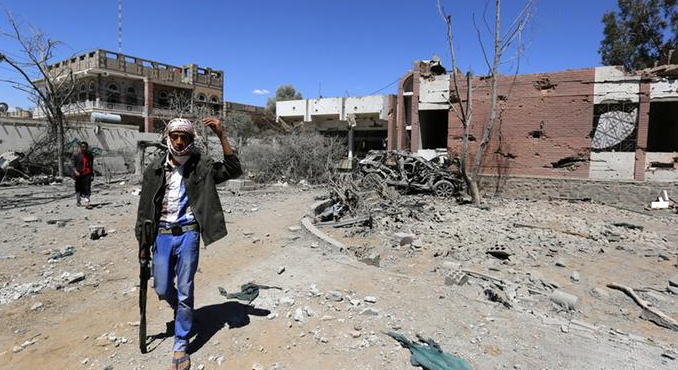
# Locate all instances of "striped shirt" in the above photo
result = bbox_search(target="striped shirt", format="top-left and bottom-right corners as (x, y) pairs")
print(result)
(159, 156), (195, 225)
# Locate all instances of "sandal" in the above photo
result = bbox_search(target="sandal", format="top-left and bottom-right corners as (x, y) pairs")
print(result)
(171, 353), (190, 370)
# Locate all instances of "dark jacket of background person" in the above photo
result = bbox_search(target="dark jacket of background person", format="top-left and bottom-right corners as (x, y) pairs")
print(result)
(72, 151), (94, 176)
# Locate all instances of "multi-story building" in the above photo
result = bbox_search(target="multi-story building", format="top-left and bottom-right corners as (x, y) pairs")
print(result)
(33, 49), (224, 132)
(276, 94), (395, 159)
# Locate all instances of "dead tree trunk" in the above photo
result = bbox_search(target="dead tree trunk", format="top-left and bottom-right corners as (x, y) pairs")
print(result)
(438, 0), (533, 205)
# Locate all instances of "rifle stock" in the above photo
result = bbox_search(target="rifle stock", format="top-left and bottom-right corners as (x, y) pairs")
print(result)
(139, 219), (153, 354)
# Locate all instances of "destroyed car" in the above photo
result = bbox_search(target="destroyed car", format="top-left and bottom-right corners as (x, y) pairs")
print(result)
(357, 150), (464, 198)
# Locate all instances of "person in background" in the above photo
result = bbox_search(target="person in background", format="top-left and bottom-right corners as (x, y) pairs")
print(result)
(72, 141), (94, 209)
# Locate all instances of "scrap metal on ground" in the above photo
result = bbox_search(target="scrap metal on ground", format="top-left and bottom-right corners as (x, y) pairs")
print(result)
(357, 150), (464, 199)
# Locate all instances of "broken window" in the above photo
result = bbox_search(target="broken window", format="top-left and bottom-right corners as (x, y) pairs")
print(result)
(418, 110), (448, 150)
(647, 101), (678, 152)
(590, 102), (638, 152)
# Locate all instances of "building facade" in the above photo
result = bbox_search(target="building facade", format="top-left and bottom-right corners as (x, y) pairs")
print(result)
(391, 59), (678, 182)
(276, 94), (395, 158)
(33, 49), (229, 132)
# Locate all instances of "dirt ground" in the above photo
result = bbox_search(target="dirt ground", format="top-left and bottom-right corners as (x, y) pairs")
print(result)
(0, 179), (677, 370)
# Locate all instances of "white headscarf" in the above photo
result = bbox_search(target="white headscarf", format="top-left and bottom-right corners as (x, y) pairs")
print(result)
(165, 118), (197, 165)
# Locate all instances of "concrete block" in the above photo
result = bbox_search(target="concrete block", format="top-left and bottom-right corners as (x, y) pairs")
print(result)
(445, 271), (468, 286)
(486, 244), (511, 259)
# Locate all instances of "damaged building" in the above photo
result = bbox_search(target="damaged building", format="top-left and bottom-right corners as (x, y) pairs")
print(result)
(276, 95), (395, 158)
(397, 58), (678, 181)
(280, 57), (678, 181)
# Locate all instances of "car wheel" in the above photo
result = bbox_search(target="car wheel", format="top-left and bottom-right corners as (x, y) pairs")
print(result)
(433, 180), (456, 197)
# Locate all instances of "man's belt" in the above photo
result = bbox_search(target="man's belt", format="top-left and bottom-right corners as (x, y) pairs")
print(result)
(158, 223), (199, 236)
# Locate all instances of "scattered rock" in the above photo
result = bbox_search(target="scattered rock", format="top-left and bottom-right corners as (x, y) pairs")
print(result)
(325, 291), (343, 302)
(22, 216), (39, 223)
(30, 302), (44, 311)
(570, 271), (580, 282)
(293, 308), (304, 322)
(279, 296), (295, 307)
(393, 232), (415, 246)
(48, 246), (76, 263)
(549, 289), (578, 310)
(89, 225), (106, 240)
(277, 266), (286, 275)
(287, 226), (301, 232)
(360, 307), (379, 316)
(363, 296), (377, 303)
(358, 253), (380, 267)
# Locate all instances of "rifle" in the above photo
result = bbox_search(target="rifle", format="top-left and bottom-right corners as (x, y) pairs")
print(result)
(138, 219), (153, 354)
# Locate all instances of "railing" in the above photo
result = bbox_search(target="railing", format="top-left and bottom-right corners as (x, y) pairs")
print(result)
(33, 100), (144, 118)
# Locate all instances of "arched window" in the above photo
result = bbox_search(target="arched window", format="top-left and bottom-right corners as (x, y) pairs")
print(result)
(210, 95), (219, 104)
(88, 81), (96, 101)
(107, 83), (120, 104)
(158, 90), (169, 108)
(78, 83), (87, 101)
(197, 93), (206, 102)
(126, 87), (137, 105)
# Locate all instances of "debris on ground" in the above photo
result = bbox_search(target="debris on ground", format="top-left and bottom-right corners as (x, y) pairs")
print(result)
(357, 150), (464, 198)
(218, 282), (282, 304)
(89, 225), (107, 240)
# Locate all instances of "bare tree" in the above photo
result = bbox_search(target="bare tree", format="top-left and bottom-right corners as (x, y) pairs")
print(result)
(437, 0), (535, 204)
(0, 11), (77, 177)
(154, 90), (218, 154)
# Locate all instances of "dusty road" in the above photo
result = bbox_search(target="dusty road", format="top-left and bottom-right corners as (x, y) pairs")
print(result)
(0, 180), (677, 370)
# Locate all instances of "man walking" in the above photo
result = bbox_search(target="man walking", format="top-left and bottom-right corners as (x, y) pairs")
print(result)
(135, 117), (241, 370)
(72, 141), (94, 209)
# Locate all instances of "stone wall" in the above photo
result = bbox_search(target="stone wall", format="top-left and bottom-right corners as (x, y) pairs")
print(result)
(479, 174), (678, 210)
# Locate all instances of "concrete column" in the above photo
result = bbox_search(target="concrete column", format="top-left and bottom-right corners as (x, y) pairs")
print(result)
(634, 81), (651, 180)
(143, 78), (153, 133)
(348, 127), (354, 159)
(396, 72), (413, 151)
(410, 68), (421, 153)
(387, 95), (397, 150)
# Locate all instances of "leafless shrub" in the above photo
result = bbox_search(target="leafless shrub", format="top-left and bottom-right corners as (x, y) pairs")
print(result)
(239, 130), (346, 184)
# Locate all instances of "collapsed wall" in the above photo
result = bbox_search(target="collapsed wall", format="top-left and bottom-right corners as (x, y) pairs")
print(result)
(0, 117), (160, 175)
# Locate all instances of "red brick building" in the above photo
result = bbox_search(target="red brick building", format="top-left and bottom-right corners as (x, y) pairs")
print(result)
(391, 59), (678, 181)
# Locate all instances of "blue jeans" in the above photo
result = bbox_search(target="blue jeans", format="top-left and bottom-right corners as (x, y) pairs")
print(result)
(153, 229), (200, 352)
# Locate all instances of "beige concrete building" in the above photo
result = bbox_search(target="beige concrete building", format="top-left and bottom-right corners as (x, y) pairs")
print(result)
(33, 49), (224, 132)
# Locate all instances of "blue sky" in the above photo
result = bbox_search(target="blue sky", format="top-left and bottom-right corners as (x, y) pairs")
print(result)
(0, 0), (618, 110)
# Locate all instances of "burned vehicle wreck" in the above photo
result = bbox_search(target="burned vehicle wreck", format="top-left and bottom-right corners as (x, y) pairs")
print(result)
(357, 150), (464, 199)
